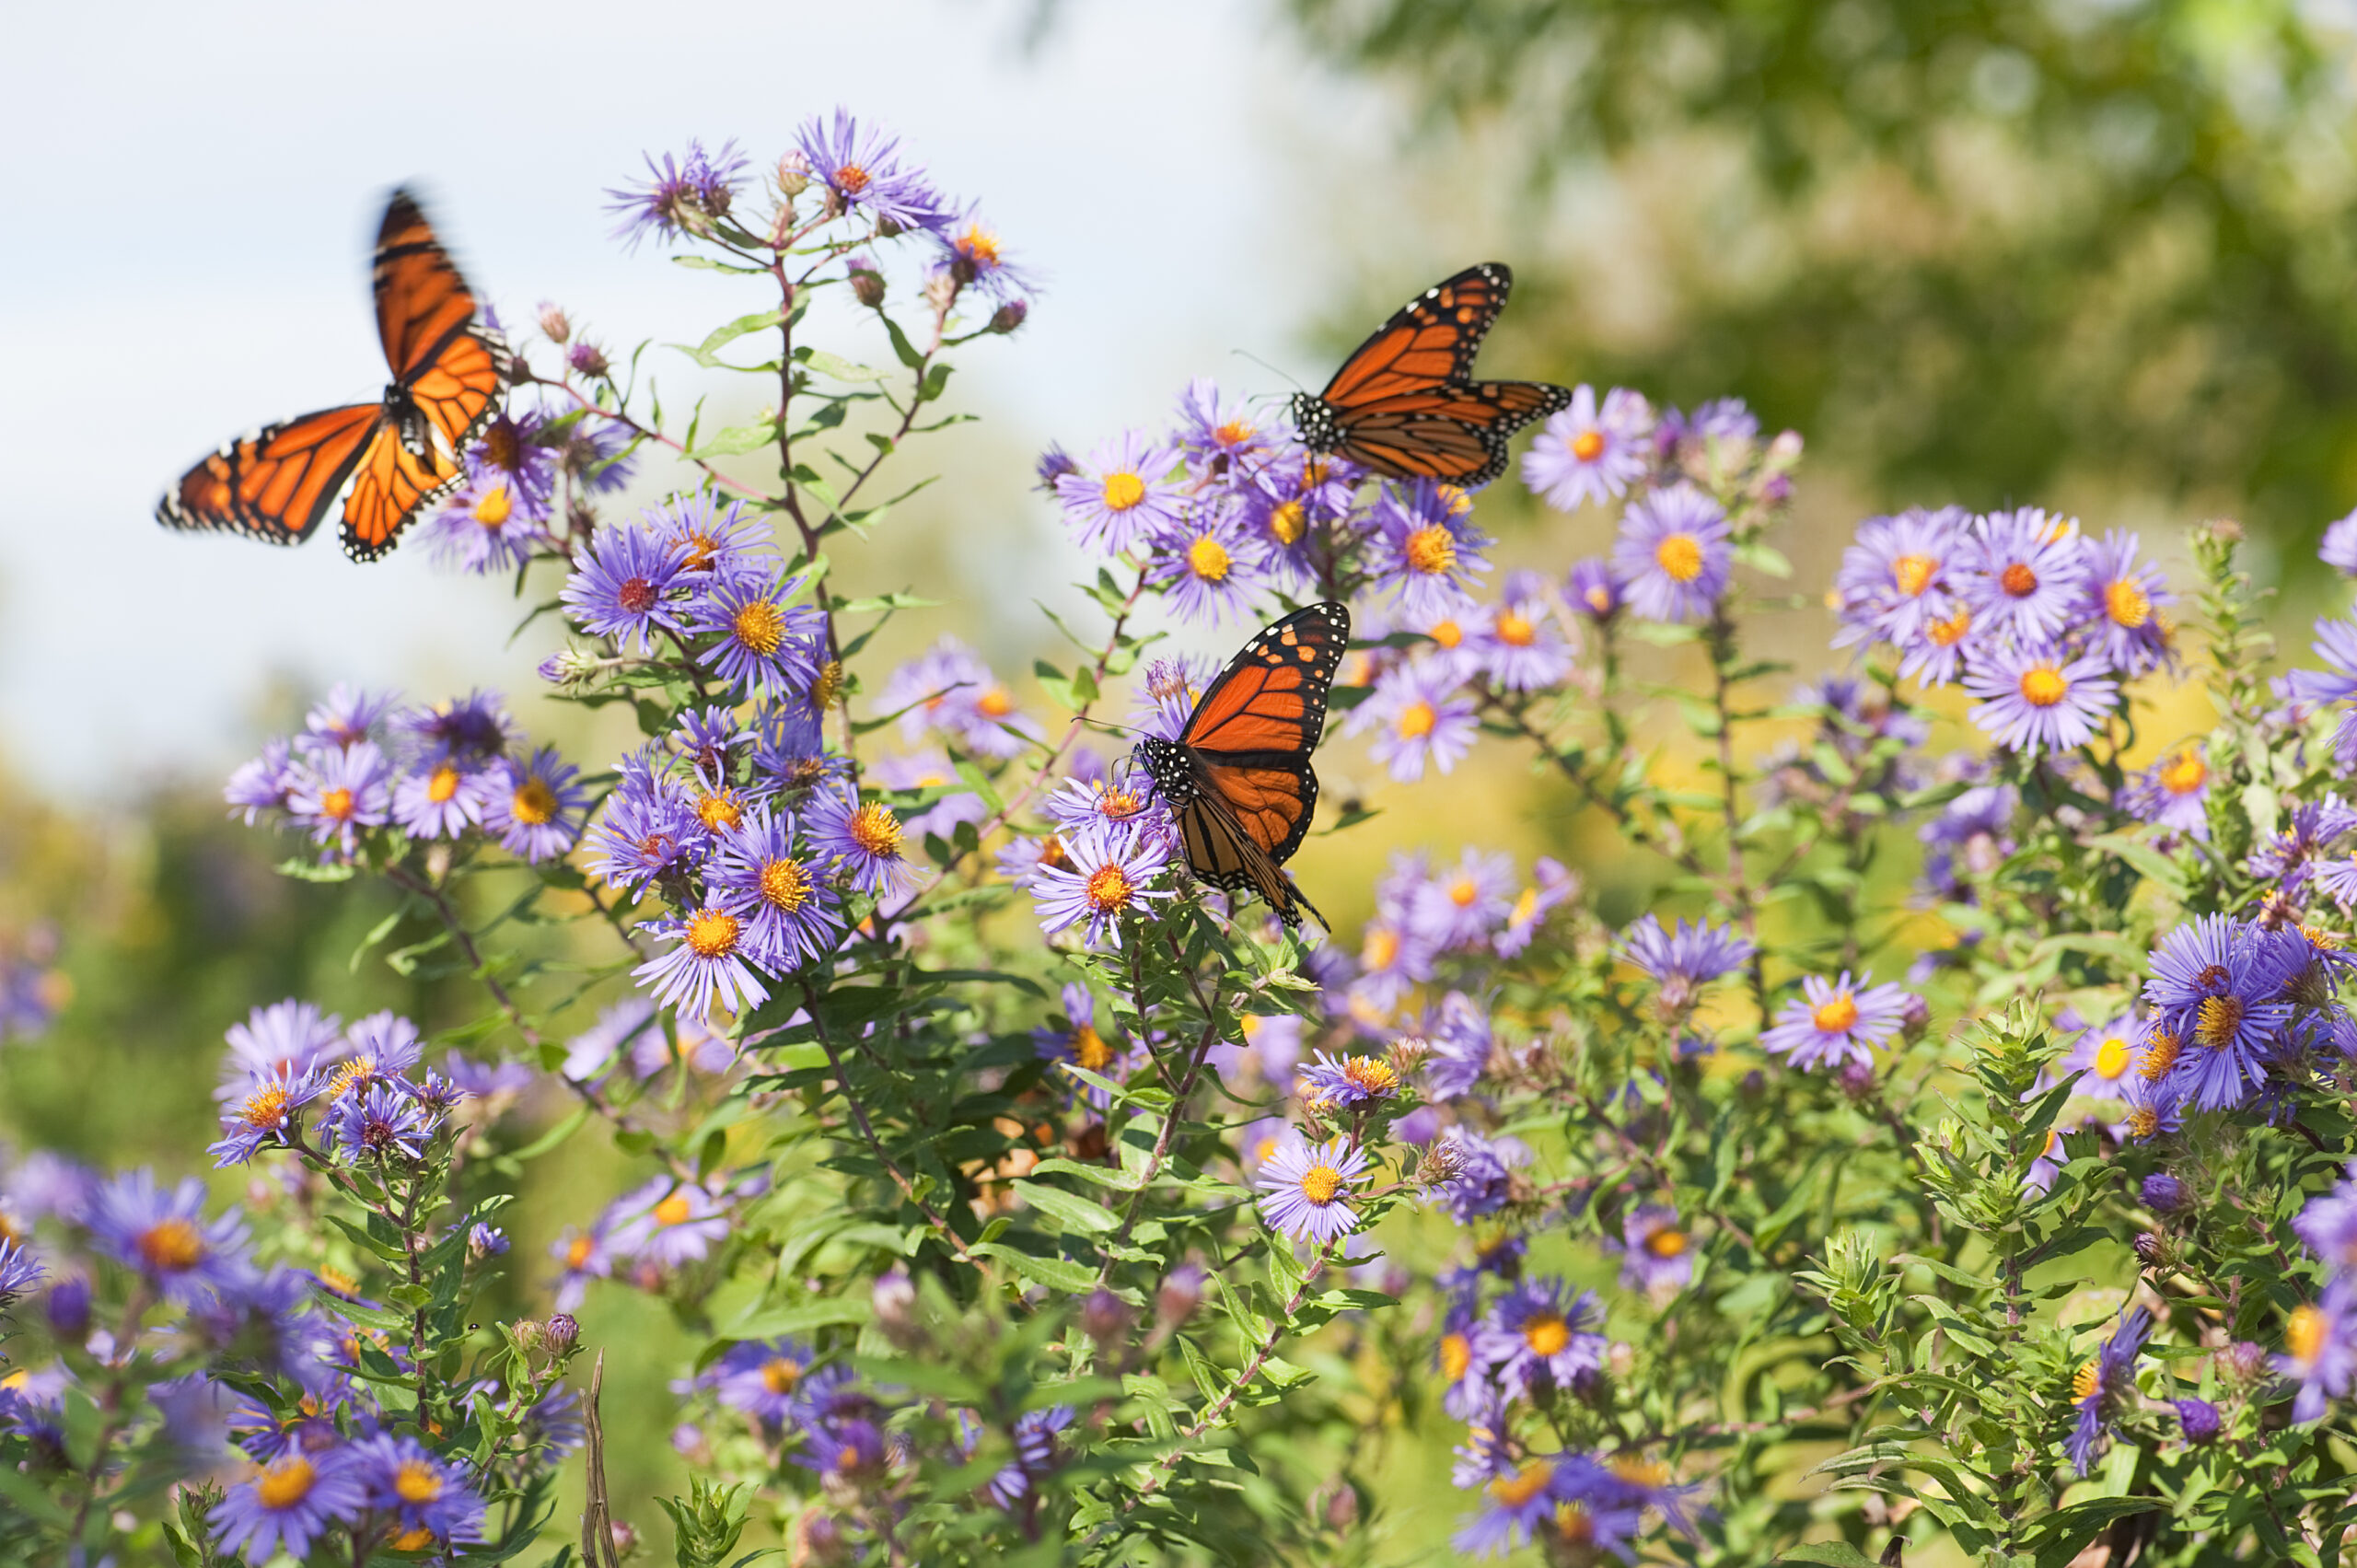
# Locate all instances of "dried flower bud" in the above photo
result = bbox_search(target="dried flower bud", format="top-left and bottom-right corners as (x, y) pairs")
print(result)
(1079, 1287), (1132, 1349)
(923, 271), (960, 314)
(2206, 517), (2245, 545)
(512, 1318), (547, 1353)
(792, 1508), (850, 1566)
(1837, 1058), (1878, 1100)
(567, 340), (611, 379)
(990, 298), (1029, 334)
(545, 1313), (580, 1355)
(1388, 1037), (1430, 1077)
(1898, 993), (1931, 1041)
(1156, 1262), (1205, 1331)
(775, 151), (814, 198)
(847, 256), (886, 309)
(536, 303), (573, 344)
(1415, 1142), (1466, 1191)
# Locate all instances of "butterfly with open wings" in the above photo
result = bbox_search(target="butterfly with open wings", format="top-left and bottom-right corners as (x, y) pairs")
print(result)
(1288, 261), (1570, 490)
(1134, 600), (1350, 933)
(157, 189), (511, 562)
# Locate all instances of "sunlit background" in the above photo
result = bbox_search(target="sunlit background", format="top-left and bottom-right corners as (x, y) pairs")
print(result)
(7, 0), (2357, 1556)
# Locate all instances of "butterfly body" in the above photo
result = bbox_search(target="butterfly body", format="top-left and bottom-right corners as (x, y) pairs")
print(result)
(1134, 601), (1350, 931)
(157, 188), (510, 562)
(1290, 261), (1571, 489)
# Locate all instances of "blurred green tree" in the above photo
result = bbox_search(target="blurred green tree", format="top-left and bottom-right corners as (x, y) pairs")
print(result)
(1286, 0), (2357, 544)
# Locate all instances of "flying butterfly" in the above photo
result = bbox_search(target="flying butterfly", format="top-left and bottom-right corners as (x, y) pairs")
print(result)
(157, 188), (512, 562)
(1288, 261), (1571, 489)
(1133, 601), (1350, 932)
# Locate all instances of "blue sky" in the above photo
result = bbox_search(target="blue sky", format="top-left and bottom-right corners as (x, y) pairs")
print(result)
(0, 0), (1404, 795)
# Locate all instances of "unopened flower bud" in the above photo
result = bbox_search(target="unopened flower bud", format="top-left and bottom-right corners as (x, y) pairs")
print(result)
(775, 152), (814, 198)
(1416, 1142), (1466, 1191)
(792, 1508), (850, 1567)
(2141, 1171), (2189, 1215)
(540, 645), (601, 689)
(923, 271), (960, 314)
(1766, 429), (1805, 468)
(1898, 993), (1931, 1041)
(568, 340), (611, 379)
(1317, 1481), (1359, 1531)
(45, 1274), (90, 1339)
(545, 1313), (579, 1355)
(1079, 1287), (1132, 1349)
(1388, 1037), (1430, 1077)
(990, 298), (1029, 334)
(2206, 518), (2245, 545)
(2173, 1397), (2221, 1445)
(2132, 1230), (2166, 1265)
(512, 1318), (547, 1353)
(1156, 1262), (1205, 1331)
(873, 1268), (919, 1345)
(1837, 1058), (1877, 1100)
(536, 303), (573, 343)
(846, 255), (885, 309)
(2223, 1341), (2266, 1383)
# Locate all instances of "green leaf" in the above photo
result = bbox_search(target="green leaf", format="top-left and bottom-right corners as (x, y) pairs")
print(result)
(723, 1295), (875, 1340)
(1010, 1179), (1121, 1234)
(275, 855), (355, 883)
(1773, 1548), (1884, 1568)
(670, 309), (784, 368)
(971, 1242), (1098, 1294)
(798, 348), (886, 382)
(688, 422), (781, 460)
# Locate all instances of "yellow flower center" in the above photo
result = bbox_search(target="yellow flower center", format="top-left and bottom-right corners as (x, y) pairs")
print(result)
(1363, 928), (1399, 970)
(512, 777), (558, 826)
(1342, 1057), (1399, 1095)
(762, 1357), (803, 1394)
(1555, 1502), (1596, 1545)
(835, 162), (872, 194)
(811, 659), (844, 710)
(1086, 864), (1135, 912)
(1429, 617), (1463, 650)
(654, 1193), (693, 1226)
(2019, 666), (2068, 707)
(473, 483), (512, 528)
(1585, 584), (1613, 613)
(760, 857), (810, 912)
(427, 766), (460, 804)
(2000, 562), (2038, 598)
(137, 1218), (205, 1272)
(1266, 500), (1307, 545)
(1073, 1023), (1113, 1070)
(685, 909), (741, 959)
(2160, 749), (2206, 796)
(1298, 1163), (1344, 1205)
(731, 599), (785, 656)
(2196, 994), (2244, 1048)
(1187, 534), (1232, 582)
(1609, 1456), (1669, 1489)
(2095, 1036), (2131, 1079)
(389, 1528), (435, 1551)
(1929, 607), (1972, 647)
(1441, 1332), (1471, 1381)
(2291, 1304), (2328, 1363)
(393, 1459), (443, 1504)
(849, 803), (902, 856)
(2139, 1031), (2181, 1080)
(1891, 553), (1935, 597)
(1395, 701), (1436, 739)
(1489, 1460), (1554, 1508)
(1571, 429), (1606, 462)
(2127, 1107), (2159, 1140)
(319, 787), (355, 822)
(1495, 610), (1536, 647)
(2105, 578), (2150, 628)
(1509, 887), (1539, 926)
(239, 1086), (291, 1131)
(1655, 533), (1703, 583)
(1647, 1228), (1689, 1259)
(255, 1457), (317, 1510)
(1523, 1313), (1571, 1356)
(2073, 1360), (2101, 1400)
(566, 1236), (595, 1269)
(1100, 471), (1145, 511)
(978, 687), (1015, 718)
(1404, 525), (1457, 576)
(1811, 993), (1860, 1033)
(957, 224), (1001, 266)
(1214, 417), (1255, 448)
(695, 791), (743, 832)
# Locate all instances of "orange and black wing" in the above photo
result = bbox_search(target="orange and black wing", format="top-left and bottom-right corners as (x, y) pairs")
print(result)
(1178, 600), (1349, 868)
(157, 404), (386, 545)
(340, 427), (464, 562)
(1331, 380), (1575, 488)
(1318, 263), (1515, 407)
(1176, 790), (1323, 928)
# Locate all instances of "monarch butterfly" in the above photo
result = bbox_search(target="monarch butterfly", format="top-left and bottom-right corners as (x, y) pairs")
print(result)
(1134, 601), (1350, 932)
(157, 188), (511, 562)
(1288, 261), (1571, 489)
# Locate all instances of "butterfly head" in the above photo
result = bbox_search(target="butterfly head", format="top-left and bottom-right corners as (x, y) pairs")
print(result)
(1288, 391), (1337, 453)
(1132, 738), (1194, 804)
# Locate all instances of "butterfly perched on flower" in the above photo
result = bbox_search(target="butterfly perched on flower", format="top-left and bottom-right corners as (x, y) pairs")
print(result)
(1134, 601), (1349, 931)
(1289, 262), (1570, 489)
(156, 188), (511, 562)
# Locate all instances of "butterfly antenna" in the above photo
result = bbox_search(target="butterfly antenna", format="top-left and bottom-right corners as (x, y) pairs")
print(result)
(1233, 350), (1305, 394)
(1071, 715), (1147, 740)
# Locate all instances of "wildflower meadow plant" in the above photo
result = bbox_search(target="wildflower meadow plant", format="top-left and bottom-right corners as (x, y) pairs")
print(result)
(22, 113), (2357, 1568)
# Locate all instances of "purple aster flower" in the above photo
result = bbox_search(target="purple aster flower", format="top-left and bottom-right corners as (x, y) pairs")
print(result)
(327, 1011), (424, 1103)
(1918, 782), (2018, 900)
(1366, 481), (1492, 620)
(304, 684), (398, 750)
(752, 696), (845, 791)
(795, 109), (946, 231)
(1032, 983), (1144, 1108)
(1894, 591), (1984, 688)
(1298, 1051), (1403, 1109)
(421, 474), (549, 575)
(1436, 1128), (1525, 1223)
(2142, 915), (2297, 1109)
(1174, 377), (1271, 468)
(1452, 1452), (1611, 1560)
(608, 1177), (731, 1270)
(483, 746), (586, 863)
(1144, 505), (1269, 625)
(350, 1433), (485, 1544)
(2293, 1164), (2357, 1274)
(1960, 507), (2087, 645)
(0, 1237), (42, 1302)
(467, 1223), (507, 1259)
(226, 737), (299, 823)
(1566, 556), (1622, 621)
(582, 764), (707, 897)
(930, 203), (1032, 301)
(880, 643), (1044, 761)
(1255, 1135), (1373, 1244)
(669, 706), (751, 787)
(706, 807), (844, 971)
(2117, 745), (2211, 840)
(1612, 482), (1731, 624)
(218, 999), (345, 1101)
(2141, 1170), (2189, 1214)
(1351, 918), (1436, 1018)
(709, 1338), (816, 1424)
(606, 139), (749, 249)
(684, 567), (825, 700)
(1522, 385), (1654, 512)
(2174, 1397), (2221, 1444)
(87, 1169), (250, 1303)
(329, 1082), (438, 1163)
(549, 1221), (614, 1311)
(1760, 971), (1911, 1071)
(1043, 772), (1157, 837)
(1615, 1205), (1694, 1293)
(650, 493), (774, 584)
(2281, 1281), (2357, 1423)
(1597, 1453), (1703, 1537)
(284, 741), (393, 855)
(2066, 1307), (2151, 1475)
(1033, 819), (1176, 949)
(1832, 505), (1966, 650)
(1352, 661), (1479, 782)
(2118, 1063), (2187, 1144)
(1475, 1277), (1607, 1401)
(1619, 915), (1754, 1013)
(1411, 849), (1517, 950)
(983, 1406), (1074, 1511)
(1423, 991), (1493, 1099)
(563, 522), (690, 653)
(1962, 646), (2119, 755)
(553, 412), (636, 494)
(463, 410), (558, 511)
(806, 789), (923, 899)
(209, 1064), (326, 1167)
(211, 1447), (366, 1562)
(1496, 858), (1577, 958)
(1473, 571), (1574, 691)
(391, 690), (517, 770)
(2326, 507), (2357, 575)
(1131, 654), (1222, 743)
(635, 904), (772, 1019)
(1054, 430), (1186, 554)
(389, 758), (492, 840)
(2060, 1014), (2141, 1102)
(1663, 396), (1759, 447)
(2247, 796), (2357, 895)
(2077, 529), (2175, 677)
